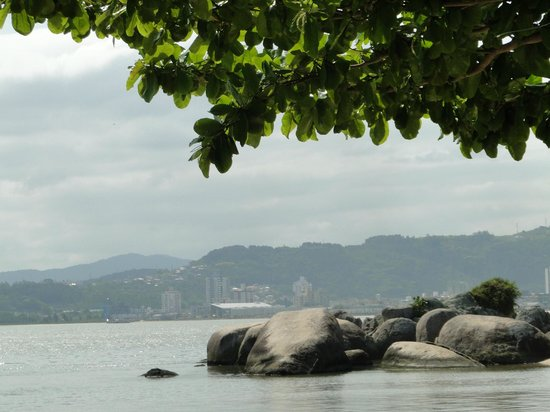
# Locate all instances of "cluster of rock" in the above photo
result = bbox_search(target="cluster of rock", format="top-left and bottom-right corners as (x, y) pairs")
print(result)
(206, 292), (550, 375)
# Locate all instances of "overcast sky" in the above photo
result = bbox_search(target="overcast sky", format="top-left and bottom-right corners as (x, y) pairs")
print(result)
(1, 24), (549, 271)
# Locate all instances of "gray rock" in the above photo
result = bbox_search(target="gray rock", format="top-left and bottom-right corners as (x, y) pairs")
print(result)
(337, 318), (367, 351)
(423, 297), (446, 311)
(363, 315), (382, 335)
(442, 292), (501, 316)
(372, 317), (416, 356)
(332, 310), (362, 328)
(381, 341), (484, 369)
(516, 306), (550, 333)
(345, 349), (372, 368)
(436, 314), (550, 365)
(416, 308), (459, 342)
(207, 323), (260, 366)
(381, 306), (414, 321)
(237, 323), (264, 365)
(245, 308), (351, 375)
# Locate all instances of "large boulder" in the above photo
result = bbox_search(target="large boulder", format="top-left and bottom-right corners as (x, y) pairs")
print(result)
(416, 308), (459, 342)
(516, 306), (550, 333)
(337, 318), (367, 351)
(372, 317), (416, 356)
(381, 342), (484, 368)
(237, 323), (265, 365)
(436, 314), (550, 365)
(207, 323), (260, 366)
(245, 308), (351, 375)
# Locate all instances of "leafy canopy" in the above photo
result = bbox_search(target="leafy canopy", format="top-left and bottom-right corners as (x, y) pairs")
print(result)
(1, 0), (549, 176)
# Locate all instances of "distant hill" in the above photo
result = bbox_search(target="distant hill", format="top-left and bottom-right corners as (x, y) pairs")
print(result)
(0, 254), (191, 284)
(189, 227), (550, 298)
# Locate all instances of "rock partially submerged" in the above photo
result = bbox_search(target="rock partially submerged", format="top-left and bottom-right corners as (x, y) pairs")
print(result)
(142, 368), (178, 378)
(382, 341), (483, 369)
(245, 308), (351, 375)
(207, 323), (261, 366)
(436, 314), (550, 365)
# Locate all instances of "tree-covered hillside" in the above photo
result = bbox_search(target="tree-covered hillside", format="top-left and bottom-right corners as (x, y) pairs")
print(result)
(191, 227), (550, 298)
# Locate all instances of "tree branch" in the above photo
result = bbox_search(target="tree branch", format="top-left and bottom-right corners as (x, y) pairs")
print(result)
(459, 33), (543, 80)
(443, 0), (503, 8)
(350, 54), (388, 68)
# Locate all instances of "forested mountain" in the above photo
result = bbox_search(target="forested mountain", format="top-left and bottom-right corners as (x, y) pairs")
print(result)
(191, 227), (550, 298)
(0, 254), (190, 283)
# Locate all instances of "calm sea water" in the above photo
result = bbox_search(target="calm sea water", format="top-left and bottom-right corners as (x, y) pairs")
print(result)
(1, 319), (550, 411)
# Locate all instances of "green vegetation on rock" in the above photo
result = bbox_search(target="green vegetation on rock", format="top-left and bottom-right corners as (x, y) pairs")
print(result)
(470, 277), (521, 317)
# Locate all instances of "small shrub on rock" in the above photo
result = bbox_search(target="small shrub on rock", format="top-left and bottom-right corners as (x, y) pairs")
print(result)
(470, 277), (521, 317)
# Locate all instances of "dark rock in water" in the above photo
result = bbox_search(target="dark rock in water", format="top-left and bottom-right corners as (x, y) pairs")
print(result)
(381, 342), (484, 369)
(372, 317), (416, 357)
(142, 368), (178, 378)
(245, 308), (351, 375)
(337, 319), (368, 352)
(516, 306), (550, 333)
(345, 349), (372, 368)
(207, 323), (261, 366)
(416, 308), (459, 343)
(436, 314), (550, 365)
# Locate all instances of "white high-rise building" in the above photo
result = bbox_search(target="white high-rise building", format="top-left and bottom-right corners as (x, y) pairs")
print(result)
(206, 277), (230, 303)
(161, 290), (182, 314)
(292, 276), (313, 307)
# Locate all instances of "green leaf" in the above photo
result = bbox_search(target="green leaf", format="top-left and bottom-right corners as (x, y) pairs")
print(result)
(193, 118), (224, 137)
(296, 110), (315, 141)
(210, 104), (234, 116)
(0, 1), (10, 29)
(173, 92), (191, 109)
(348, 119), (366, 138)
(12, 10), (34, 35)
(281, 111), (295, 138)
(190, 0), (212, 20)
(459, 74), (481, 99)
(47, 13), (68, 34)
(198, 148), (211, 178)
(507, 142), (526, 161)
(514, 45), (550, 77)
(230, 112), (248, 146)
(28, 0), (55, 17)
(138, 72), (159, 103)
(303, 16), (319, 57)
(370, 116), (389, 145)
(212, 134), (233, 174)
(314, 99), (335, 135)
(126, 61), (144, 91)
